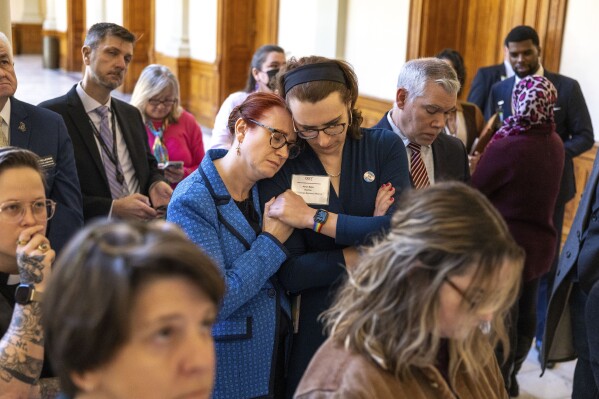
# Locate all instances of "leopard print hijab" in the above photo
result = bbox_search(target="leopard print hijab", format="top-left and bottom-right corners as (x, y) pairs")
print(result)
(492, 75), (558, 143)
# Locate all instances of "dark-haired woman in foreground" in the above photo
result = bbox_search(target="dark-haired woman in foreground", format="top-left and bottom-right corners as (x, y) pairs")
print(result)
(43, 220), (224, 399)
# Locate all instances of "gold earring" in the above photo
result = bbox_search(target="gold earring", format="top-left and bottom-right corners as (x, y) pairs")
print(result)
(236, 143), (241, 156)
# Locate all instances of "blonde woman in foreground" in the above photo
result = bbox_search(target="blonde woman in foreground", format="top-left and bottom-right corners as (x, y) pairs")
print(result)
(294, 182), (524, 399)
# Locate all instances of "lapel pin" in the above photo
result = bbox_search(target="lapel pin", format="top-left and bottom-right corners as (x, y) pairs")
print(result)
(363, 171), (375, 183)
(18, 122), (26, 132)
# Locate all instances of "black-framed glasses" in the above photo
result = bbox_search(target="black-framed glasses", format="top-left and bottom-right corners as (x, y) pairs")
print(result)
(148, 98), (177, 107)
(0, 199), (56, 224)
(444, 277), (479, 310)
(293, 120), (347, 140)
(248, 118), (301, 159)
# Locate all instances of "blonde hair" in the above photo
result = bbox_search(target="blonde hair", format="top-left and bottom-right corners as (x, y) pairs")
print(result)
(130, 64), (183, 124)
(322, 182), (524, 379)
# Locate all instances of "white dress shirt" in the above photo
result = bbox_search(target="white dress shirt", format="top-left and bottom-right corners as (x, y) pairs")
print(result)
(0, 98), (12, 146)
(76, 83), (140, 195)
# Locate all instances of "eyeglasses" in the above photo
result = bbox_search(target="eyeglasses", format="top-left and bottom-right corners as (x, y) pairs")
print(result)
(293, 120), (347, 140)
(0, 199), (56, 224)
(443, 277), (479, 310)
(248, 119), (301, 159)
(148, 98), (177, 107)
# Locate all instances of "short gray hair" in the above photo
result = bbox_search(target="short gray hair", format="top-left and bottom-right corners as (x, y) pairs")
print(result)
(396, 58), (460, 101)
(0, 32), (13, 62)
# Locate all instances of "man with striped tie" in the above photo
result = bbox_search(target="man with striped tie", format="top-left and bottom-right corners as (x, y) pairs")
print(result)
(40, 23), (172, 221)
(373, 58), (470, 188)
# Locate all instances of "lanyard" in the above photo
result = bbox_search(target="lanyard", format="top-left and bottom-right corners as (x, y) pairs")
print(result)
(88, 110), (125, 185)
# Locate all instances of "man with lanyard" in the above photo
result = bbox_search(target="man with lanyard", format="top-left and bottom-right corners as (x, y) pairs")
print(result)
(40, 23), (171, 221)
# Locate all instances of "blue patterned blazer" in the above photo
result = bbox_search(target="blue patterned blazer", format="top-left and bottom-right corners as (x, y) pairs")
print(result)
(167, 149), (291, 399)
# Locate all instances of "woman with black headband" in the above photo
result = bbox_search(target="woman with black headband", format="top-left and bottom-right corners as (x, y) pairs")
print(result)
(259, 56), (411, 397)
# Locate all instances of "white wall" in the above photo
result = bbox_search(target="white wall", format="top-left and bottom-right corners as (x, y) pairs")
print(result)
(86, 0), (122, 28)
(54, 0), (66, 31)
(344, 0), (409, 100)
(278, 0), (409, 102)
(10, 0), (25, 22)
(560, 0), (599, 140)
(188, 0), (217, 62)
(278, 0), (340, 59)
(155, 0), (217, 62)
(11, 0), (43, 23)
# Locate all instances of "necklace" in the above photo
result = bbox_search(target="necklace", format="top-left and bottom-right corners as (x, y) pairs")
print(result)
(326, 170), (341, 178)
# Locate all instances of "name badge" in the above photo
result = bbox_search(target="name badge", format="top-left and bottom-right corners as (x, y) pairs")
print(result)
(38, 156), (56, 170)
(291, 174), (330, 205)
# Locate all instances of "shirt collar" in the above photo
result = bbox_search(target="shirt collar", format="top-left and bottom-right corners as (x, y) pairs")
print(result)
(514, 64), (544, 86)
(76, 82), (113, 113)
(0, 97), (12, 127)
(387, 109), (431, 149)
(503, 60), (515, 79)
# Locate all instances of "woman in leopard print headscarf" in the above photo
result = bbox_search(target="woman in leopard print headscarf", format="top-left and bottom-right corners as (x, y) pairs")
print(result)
(472, 74), (564, 395)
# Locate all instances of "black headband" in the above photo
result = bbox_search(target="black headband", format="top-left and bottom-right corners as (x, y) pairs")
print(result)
(283, 62), (347, 94)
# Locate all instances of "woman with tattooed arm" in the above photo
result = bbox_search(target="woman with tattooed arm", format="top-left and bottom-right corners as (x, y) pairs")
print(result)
(0, 147), (58, 398)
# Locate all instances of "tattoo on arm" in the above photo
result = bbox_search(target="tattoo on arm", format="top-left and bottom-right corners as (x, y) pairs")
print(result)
(17, 252), (46, 285)
(38, 377), (61, 399)
(0, 303), (44, 388)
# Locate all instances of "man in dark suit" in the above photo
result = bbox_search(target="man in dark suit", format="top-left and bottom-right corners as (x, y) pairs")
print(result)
(486, 24), (594, 388)
(467, 53), (514, 114)
(39, 23), (172, 221)
(373, 58), (469, 186)
(544, 154), (599, 398)
(0, 31), (83, 254)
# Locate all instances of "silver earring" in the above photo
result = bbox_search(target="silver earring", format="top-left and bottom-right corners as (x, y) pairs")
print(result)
(236, 143), (241, 156)
(479, 320), (491, 335)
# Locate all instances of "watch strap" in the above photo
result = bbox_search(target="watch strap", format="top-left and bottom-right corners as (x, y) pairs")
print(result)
(313, 209), (329, 233)
(30, 289), (43, 303)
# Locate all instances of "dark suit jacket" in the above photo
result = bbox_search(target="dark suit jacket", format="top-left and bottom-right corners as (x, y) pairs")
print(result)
(373, 112), (470, 184)
(467, 63), (507, 115)
(544, 151), (599, 366)
(485, 71), (594, 203)
(9, 97), (83, 253)
(39, 85), (165, 220)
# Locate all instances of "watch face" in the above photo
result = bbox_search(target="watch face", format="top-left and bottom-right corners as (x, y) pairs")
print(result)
(15, 284), (33, 305)
(314, 209), (328, 224)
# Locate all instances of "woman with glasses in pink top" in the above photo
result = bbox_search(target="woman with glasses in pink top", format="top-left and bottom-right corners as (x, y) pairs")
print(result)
(131, 64), (205, 187)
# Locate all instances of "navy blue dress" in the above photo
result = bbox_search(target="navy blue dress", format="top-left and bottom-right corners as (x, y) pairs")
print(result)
(259, 127), (410, 397)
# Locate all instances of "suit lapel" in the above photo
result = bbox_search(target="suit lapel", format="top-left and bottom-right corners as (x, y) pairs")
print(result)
(8, 97), (31, 148)
(501, 77), (515, 119)
(65, 86), (107, 182)
(576, 158), (599, 233)
(431, 138), (441, 180)
(201, 152), (260, 247)
(111, 100), (144, 181)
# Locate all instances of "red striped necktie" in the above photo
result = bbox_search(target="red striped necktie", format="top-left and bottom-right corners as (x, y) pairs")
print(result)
(407, 142), (430, 189)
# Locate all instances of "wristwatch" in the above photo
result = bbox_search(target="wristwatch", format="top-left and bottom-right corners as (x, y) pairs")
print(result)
(313, 209), (329, 233)
(14, 284), (43, 305)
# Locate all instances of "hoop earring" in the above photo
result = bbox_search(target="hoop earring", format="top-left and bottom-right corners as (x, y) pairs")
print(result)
(236, 143), (241, 156)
